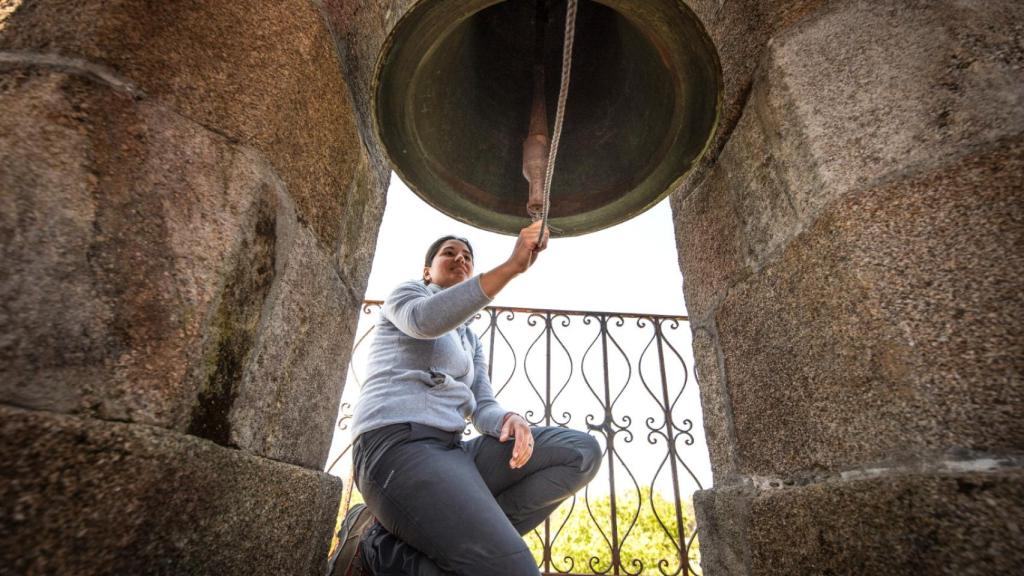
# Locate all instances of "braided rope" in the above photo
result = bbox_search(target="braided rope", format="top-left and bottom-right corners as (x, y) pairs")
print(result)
(538, 0), (578, 241)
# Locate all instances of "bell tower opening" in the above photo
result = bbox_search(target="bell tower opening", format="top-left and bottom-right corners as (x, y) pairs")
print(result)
(327, 177), (713, 573)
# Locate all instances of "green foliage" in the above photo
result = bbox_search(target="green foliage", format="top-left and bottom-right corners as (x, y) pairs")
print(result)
(329, 486), (701, 575)
(525, 488), (702, 575)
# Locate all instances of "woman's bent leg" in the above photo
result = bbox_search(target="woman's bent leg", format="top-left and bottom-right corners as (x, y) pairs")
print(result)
(466, 427), (602, 534)
(354, 424), (540, 576)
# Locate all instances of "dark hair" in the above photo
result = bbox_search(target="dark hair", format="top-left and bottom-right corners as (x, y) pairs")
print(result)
(424, 235), (474, 267)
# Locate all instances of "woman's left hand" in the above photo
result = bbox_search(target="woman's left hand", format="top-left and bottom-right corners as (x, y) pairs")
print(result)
(499, 413), (534, 469)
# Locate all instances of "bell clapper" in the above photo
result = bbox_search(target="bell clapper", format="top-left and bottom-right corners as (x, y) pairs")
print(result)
(523, 62), (551, 221)
(523, 0), (551, 221)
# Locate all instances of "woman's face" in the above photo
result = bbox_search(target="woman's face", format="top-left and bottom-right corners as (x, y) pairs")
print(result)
(424, 239), (474, 288)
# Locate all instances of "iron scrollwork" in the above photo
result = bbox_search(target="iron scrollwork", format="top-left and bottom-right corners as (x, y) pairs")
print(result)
(329, 303), (706, 575)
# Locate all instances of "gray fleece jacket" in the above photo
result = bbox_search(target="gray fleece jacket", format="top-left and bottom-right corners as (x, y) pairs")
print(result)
(349, 275), (510, 440)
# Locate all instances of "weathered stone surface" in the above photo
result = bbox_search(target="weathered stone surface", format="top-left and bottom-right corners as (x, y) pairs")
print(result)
(672, 0), (1024, 212)
(716, 140), (1024, 477)
(698, 469), (1024, 576)
(227, 199), (360, 469)
(691, 325), (738, 484)
(0, 406), (343, 576)
(0, 67), (359, 468)
(671, 0), (828, 197)
(722, 68), (807, 269)
(693, 483), (752, 576)
(319, 0), (412, 172)
(0, 0), (385, 248)
(697, 0), (826, 140)
(673, 63), (804, 301)
(672, 66), (805, 321)
(0, 67), (275, 429)
(678, 0), (1024, 286)
(766, 0), (1024, 220)
(673, 0), (1024, 477)
(332, 154), (388, 304)
(671, 164), (748, 323)
(680, 0), (723, 27)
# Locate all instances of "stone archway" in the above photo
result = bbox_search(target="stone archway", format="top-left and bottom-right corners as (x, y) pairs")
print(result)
(2, 1), (1021, 574)
(666, 2), (1024, 574)
(0, 2), (385, 573)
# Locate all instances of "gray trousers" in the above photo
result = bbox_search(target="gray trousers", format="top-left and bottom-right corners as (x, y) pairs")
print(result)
(353, 423), (602, 576)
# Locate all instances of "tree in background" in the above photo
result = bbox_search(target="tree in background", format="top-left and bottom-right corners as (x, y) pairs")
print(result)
(525, 488), (701, 575)
(330, 487), (701, 574)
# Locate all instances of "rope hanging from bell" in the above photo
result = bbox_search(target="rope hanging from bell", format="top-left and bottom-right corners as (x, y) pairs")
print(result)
(522, 0), (578, 243)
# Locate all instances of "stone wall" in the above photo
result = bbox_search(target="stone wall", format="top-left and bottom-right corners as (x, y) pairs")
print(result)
(0, 1), (387, 573)
(673, 1), (1024, 574)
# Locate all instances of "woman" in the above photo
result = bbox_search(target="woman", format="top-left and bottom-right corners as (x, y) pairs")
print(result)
(333, 220), (602, 576)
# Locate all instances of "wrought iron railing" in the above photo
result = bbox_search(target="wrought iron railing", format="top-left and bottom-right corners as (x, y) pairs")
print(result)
(327, 301), (710, 575)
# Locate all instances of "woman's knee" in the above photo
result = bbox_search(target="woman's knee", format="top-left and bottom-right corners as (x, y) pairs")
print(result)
(575, 432), (602, 480)
(533, 427), (602, 483)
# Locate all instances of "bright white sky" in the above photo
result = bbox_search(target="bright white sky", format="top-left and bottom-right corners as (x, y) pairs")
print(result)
(364, 178), (688, 316)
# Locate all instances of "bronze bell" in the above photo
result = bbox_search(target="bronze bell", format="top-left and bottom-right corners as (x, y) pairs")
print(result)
(374, 0), (722, 236)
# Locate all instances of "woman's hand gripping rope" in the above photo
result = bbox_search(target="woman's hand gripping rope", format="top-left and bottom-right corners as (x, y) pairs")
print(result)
(512, 219), (550, 272)
(479, 219), (550, 299)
